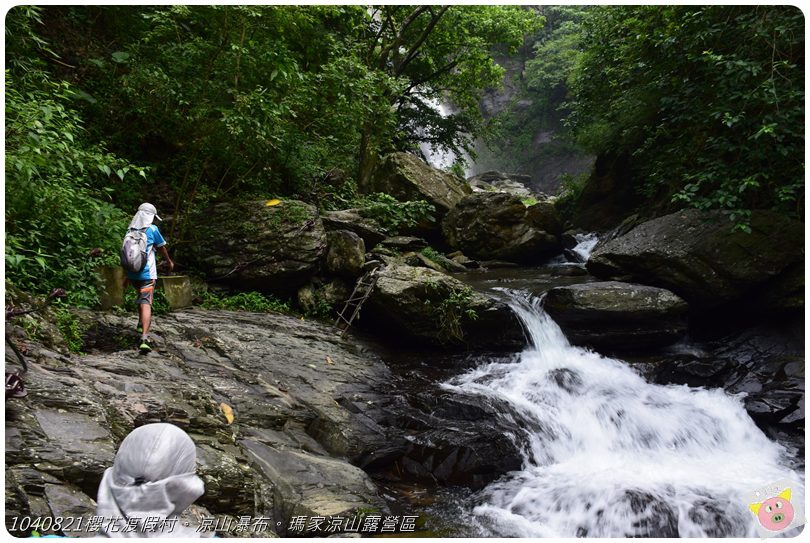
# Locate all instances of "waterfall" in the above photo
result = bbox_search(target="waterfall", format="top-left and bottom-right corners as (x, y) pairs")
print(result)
(549, 232), (599, 266)
(571, 232), (599, 262)
(443, 293), (803, 537)
(419, 99), (471, 177)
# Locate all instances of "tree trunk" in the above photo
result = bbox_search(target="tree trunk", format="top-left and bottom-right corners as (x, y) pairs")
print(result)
(357, 123), (379, 193)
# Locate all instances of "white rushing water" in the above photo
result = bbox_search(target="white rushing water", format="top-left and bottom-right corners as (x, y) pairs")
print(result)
(571, 232), (599, 262)
(443, 294), (803, 537)
(547, 232), (599, 266)
(419, 99), (471, 176)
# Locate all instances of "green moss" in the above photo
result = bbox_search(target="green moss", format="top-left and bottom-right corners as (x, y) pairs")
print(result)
(54, 308), (87, 353)
(199, 290), (291, 314)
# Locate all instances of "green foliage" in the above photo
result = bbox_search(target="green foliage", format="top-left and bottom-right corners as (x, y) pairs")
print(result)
(425, 282), (479, 343)
(357, 193), (435, 233)
(374, 6), (543, 165)
(558, 172), (588, 201)
(524, 7), (588, 96)
(32, 6), (540, 201)
(319, 179), (435, 233)
(5, 5), (543, 307)
(420, 247), (443, 262)
(199, 291), (291, 314)
(554, 172), (589, 218)
(437, 286), (479, 343)
(20, 315), (46, 343)
(419, 247), (458, 272)
(478, 7), (588, 176)
(5, 8), (147, 306)
(567, 6), (804, 225)
(301, 287), (334, 320)
(317, 177), (363, 211)
(5, 6), (56, 73)
(5, 67), (143, 306)
(54, 308), (86, 353)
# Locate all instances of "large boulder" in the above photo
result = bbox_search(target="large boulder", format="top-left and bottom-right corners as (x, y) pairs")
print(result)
(379, 236), (429, 253)
(587, 209), (804, 310)
(6, 302), (529, 536)
(364, 264), (523, 349)
(442, 192), (563, 263)
(183, 200), (326, 295)
(324, 230), (365, 279)
(467, 171), (538, 198)
(650, 317), (804, 434)
(544, 281), (689, 350)
(241, 439), (388, 535)
(321, 209), (388, 249)
(566, 152), (642, 232)
(370, 152), (472, 214)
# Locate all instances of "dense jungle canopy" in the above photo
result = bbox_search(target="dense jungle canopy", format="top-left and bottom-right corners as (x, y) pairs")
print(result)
(5, 5), (804, 306)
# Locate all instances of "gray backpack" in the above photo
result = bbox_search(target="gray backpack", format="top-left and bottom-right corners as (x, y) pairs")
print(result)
(120, 228), (148, 273)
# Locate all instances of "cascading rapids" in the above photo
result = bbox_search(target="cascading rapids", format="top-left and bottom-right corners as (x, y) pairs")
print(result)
(442, 293), (803, 537)
(571, 232), (599, 262)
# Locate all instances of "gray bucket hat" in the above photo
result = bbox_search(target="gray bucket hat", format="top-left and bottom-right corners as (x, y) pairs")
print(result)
(128, 203), (162, 230)
(94, 423), (205, 537)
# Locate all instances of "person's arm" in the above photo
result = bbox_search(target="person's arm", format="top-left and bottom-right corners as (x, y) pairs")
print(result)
(152, 226), (174, 272)
(158, 245), (174, 272)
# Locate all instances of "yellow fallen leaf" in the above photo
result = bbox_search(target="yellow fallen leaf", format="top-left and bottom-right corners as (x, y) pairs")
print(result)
(265, 198), (282, 207)
(326, 356), (334, 365)
(219, 402), (235, 425)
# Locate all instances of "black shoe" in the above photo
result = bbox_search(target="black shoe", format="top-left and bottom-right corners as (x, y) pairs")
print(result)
(138, 339), (152, 354)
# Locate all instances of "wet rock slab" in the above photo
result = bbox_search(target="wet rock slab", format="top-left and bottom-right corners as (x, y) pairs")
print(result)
(5, 307), (524, 536)
(587, 209), (803, 312)
(648, 318), (805, 440)
(544, 281), (688, 350)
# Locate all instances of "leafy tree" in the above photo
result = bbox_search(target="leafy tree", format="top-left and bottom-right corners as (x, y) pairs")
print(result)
(38, 5), (539, 228)
(357, 5), (542, 186)
(5, 5), (542, 304)
(5, 7), (144, 306)
(567, 6), (804, 227)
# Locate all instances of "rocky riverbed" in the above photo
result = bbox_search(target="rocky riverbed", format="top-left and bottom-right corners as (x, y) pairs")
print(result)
(5, 303), (527, 538)
(6, 256), (804, 537)
(5, 158), (804, 538)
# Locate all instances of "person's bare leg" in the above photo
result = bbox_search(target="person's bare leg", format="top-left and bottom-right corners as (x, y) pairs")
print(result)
(139, 303), (152, 339)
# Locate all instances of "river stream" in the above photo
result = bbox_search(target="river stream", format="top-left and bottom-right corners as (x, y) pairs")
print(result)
(404, 237), (804, 537)
(442, 291), (803, 536)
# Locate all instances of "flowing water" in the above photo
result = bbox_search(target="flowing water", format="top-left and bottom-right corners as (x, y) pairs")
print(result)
(442, 293), (804, 537)
(418, 99), (471, 176)
(570, 232), (599, 262)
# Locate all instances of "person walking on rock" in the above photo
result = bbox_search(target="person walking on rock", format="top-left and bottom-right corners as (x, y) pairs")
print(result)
(123, 203), (173, 353)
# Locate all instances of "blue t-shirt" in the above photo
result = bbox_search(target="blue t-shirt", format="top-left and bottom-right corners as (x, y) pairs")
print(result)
(126, 224), (166, 281)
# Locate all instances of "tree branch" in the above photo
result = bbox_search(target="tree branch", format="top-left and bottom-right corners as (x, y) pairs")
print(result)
(367, 9), (391, 62)
(377, 6), (430, 70)
(401, 58), (460, 97)
(395, 5), (450, 76)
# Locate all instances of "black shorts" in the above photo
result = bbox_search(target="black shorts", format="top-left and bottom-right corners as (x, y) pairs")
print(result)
(132, 280), (156, 305)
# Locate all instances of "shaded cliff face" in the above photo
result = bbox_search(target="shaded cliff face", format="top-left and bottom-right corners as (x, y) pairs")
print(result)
(471, 55), (594, 195)
(5, 307), (524, 537)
